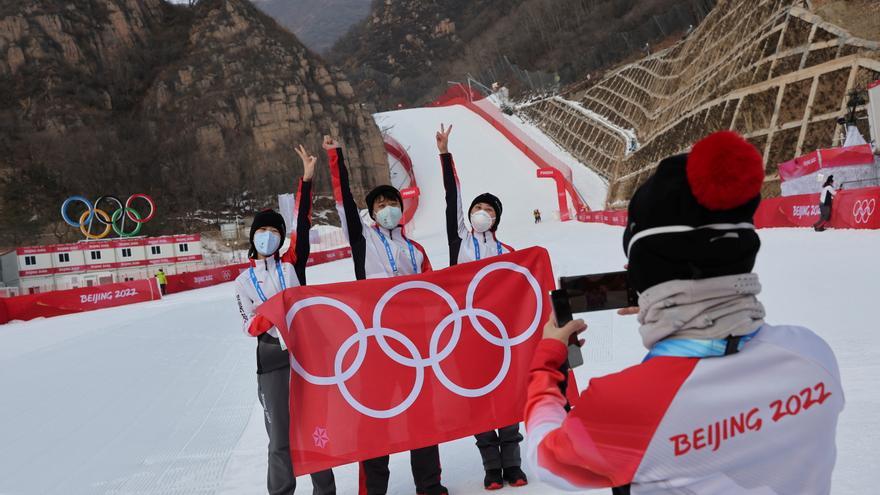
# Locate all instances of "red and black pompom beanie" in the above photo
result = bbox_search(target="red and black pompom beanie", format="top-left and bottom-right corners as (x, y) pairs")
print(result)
(623, 131), (766, 293)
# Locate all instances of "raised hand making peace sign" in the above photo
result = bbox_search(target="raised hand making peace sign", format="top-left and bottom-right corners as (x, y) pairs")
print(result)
(436, 123), (453, 154)
(295, 144), (317, 181)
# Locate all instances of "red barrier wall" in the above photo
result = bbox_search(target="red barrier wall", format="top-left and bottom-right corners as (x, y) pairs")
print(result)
(0, 279), (161, 324)
(579, 187), (880, 230)
(580, 209), (629, 226)
(429, 88), (588, 221)
(0, 248), (355, 324)
(755, 187), (879, 229)
(385, 136), (421, 225)
(165, 247), (354, 295)
(778, 145), (874, 181)
(306, 246), (352, 266)
(165, 263), (249, 294)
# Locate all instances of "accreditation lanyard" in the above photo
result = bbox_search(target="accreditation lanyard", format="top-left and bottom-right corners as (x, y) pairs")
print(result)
(376, 227), (417, 276)
(643, 328), (761, 361)
(472, 235), (503, 261)
(249, 262), (286, 303)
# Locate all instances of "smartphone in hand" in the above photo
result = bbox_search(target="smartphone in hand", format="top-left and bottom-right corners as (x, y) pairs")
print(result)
(550, 270), (637, 368)
(550, 288), (585, 368)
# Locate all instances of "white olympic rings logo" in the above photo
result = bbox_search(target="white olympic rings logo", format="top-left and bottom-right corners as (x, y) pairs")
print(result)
(284, 261), (543, 419)
(852, 199), (876, 224)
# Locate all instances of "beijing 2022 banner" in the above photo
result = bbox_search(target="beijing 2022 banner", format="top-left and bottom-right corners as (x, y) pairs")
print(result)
(256, 247), (555, 474)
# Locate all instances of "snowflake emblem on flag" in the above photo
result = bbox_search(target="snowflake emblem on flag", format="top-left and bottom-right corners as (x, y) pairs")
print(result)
(313, 427), (329, 448)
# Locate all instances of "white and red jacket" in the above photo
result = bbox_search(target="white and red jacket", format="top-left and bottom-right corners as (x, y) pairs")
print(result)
(525, 324), (844, 494)
(439, 152), (513, 266)
(328, 147), (432, 279)
(234, 179), (312, 372)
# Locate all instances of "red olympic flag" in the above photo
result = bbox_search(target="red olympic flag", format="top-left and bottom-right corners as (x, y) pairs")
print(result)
(257, 247), (555, 474)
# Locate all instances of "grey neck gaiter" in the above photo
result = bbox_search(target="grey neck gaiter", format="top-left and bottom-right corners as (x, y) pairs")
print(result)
(638, 273), (766, 349)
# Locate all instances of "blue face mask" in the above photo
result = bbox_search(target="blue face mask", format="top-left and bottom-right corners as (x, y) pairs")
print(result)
(253, 230), (281, 256)
(375, 206), (403, 230)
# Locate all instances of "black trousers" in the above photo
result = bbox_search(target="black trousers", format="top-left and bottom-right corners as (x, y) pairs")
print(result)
(474, 424), (523, 470)
(813, 204), (832, 230)
(360, 445), (442, 494)
(258, 367), (336, 495)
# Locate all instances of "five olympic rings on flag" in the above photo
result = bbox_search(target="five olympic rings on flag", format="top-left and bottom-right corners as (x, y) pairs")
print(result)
(61, 194), (156, 239)
(283, 261), (543, 419)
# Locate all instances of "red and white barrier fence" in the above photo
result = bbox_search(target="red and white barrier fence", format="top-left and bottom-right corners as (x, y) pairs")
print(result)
(165, 247), (353, 295)
(777, 145), (874, 182)
(578, 187), (880, 230)
(578, 209), (629, 226)
(0, 279), (161, 324)
(1, 247), (355, 324)
(754, 187), (879, 229)
(384, 135), (421, 226)
(430, 86), (590, 221)
(165, 263), (249, 294)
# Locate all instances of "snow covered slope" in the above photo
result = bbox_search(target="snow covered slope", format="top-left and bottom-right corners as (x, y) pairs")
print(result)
(1, 103), (878, 494)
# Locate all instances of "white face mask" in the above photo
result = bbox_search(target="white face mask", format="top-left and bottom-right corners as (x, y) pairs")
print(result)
(375, 206), (403, 230)
(470, 210), (494, 233)
(253, 230), (281, 256)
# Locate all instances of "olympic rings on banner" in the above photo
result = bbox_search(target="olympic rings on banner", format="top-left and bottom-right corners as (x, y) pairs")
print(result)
(61, 194), (156, 238)
(284, 261), (543, 419)
(852, 199), (876, 225)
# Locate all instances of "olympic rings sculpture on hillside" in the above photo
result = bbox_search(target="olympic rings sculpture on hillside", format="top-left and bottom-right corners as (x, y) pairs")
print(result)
(61, 194), (156, 239)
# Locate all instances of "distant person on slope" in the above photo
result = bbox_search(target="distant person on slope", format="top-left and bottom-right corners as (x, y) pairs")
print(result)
(813, 175), (837, 232)
(234, 145), (336, 495)
(324, 135), (448, 495)
(533, 209), (541, 224)
(155, 268), (167, 295)
(436, 123), (527, 490)
(525, 131), (843, 494)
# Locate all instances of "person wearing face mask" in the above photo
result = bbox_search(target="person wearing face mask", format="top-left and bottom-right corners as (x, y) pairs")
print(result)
(234, 145), (336, 495)
(436, 124), (525, 490)
(324, 135), (447, 495)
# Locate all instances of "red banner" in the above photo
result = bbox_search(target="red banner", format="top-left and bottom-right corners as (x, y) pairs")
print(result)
(165, 263), (249, 294)
(579, 189), (879, 230)
(820, 145), (874, 168)
(164, 248), (353, 295)
(257, 247), (555, 474)
(0, 279), (160, 324)
(385, 135), (420, 225)
(305, 247), (352, 266)
(754, 186), (880, 229)
(580, 209), (629, 226)
(777, 145), (874, 181)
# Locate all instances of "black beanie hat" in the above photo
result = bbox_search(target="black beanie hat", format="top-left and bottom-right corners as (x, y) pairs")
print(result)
(469, 193), (503, 231)
(623, 131), (765, 293)
(248, 209), (286, 259)
(365, 185), (403, 219)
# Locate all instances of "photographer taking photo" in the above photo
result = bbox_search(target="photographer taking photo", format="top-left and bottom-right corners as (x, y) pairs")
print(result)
(525, 131), (844, 494)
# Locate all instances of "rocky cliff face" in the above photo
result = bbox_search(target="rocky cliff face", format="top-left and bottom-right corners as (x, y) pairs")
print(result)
(332, 0), (498, 107)
(0, 0), (167, 130)
(0, 0), (387, 245)
(331, 0), (715, 108)
(143, 0), (386, 198)
(252, 0), (371, 54)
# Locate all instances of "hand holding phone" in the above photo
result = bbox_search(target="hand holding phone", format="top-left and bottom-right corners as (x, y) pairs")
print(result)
(550, 288), (586, 368)
(550, 270), (637, 368)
